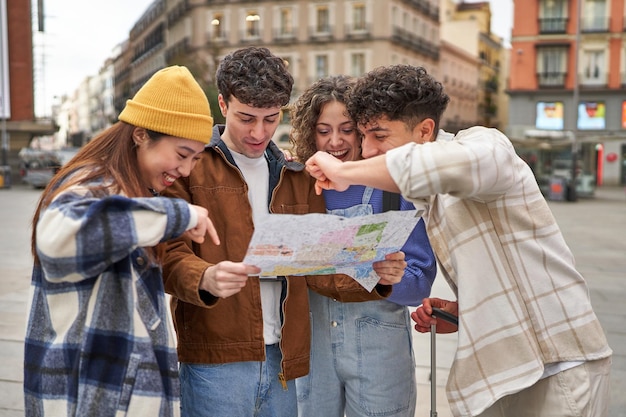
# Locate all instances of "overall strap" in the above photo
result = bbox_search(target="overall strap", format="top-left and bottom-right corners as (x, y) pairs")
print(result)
(362, 186), (375, 205)
(382, 191), (401, 212)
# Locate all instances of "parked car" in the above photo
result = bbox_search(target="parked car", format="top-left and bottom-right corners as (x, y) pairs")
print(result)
(538, 159), (596, 199)
(18, 147), (80, 188)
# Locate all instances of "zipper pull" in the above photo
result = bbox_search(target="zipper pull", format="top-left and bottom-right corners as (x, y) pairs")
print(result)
(278, 372), (288, 391)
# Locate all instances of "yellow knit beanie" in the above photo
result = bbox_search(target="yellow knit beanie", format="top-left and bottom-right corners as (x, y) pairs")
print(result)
(118, 66), (213, 144)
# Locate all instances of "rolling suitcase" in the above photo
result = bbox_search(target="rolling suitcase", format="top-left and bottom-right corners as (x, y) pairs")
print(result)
(429, 308), (458, 417)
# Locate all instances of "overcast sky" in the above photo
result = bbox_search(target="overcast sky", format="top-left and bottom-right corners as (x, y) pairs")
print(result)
(34, 0), (513, 117)
(479, 0), (513, 44)
(34, 0), (154, 116)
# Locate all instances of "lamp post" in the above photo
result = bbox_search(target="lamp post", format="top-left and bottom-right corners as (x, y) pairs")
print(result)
(567, 0), (582, 201)
(0, 110), (6, 167)
(0, 70), (8, 173)
(0, 0), (10, 188)
(0, 99), (10, 189)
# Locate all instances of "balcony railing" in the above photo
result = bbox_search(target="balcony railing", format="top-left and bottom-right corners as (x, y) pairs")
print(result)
(164, 37), (190, 63)
(537, 71), (566, 88)
(167, 0), (189, 27)
(538, 17), (568, 33)
(580, 71), (608, 88)
(240, 30), (262, 44)
(391, 27), (439, 60)
(399, 0), (438, 21)
(483, 78), (499, 92)
(309, 26), (334, 42)
(344, 23), (372, 40)
(581, 16), (609, 32)
(273, 28), (297, 43)
(205, 33), (229, 47)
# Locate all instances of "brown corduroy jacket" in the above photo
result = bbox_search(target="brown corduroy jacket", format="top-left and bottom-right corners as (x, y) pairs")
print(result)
(160, 126), (391, 381)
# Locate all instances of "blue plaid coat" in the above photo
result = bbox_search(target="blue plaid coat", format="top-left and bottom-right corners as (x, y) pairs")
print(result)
(24, 180), (192, 416)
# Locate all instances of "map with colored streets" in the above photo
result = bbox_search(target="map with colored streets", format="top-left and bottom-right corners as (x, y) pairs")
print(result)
(243, 210), (421, 291)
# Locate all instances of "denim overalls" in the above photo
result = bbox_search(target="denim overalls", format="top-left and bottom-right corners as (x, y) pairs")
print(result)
(296, 187), (417, 417)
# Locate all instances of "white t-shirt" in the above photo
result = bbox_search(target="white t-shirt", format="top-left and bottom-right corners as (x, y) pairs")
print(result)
(230, 150), (282, 345)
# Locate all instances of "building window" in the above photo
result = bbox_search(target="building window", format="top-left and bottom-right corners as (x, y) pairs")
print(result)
(211, 13), (225, 39)
(315, 55), (329, 79)
(536, 46), (567, 87)
(351, 53), (365, 76)
(582, 49), (605, 85)
(246, 11), (261, 38)
(582, 0), (607, 32)
(280, 7), (293, 36)
(352, 3), (366, 31)
(316, 6), (330, 33)
(539, 0), (567, 33)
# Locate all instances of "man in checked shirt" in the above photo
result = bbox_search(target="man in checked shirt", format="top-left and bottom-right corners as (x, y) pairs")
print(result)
(305, 64), (612, 417)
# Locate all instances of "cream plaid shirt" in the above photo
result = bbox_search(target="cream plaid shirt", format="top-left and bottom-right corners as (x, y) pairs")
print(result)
(386, 127), (612, 416)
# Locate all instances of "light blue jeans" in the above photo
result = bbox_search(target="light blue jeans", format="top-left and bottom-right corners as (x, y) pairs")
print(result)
(179, 344), (297, 417)
(296, 290), (417, 417)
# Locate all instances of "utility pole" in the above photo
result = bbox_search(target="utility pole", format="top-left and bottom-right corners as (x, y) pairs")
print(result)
(0, 110), (6, 167)
(0, 84), (10, 189)
(568, 0), (582, 201)
(0, 0), (8, 168)
(0, 0), (11, 188)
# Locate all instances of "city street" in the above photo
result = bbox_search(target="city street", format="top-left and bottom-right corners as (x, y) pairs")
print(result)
(0, 184), (625, 417)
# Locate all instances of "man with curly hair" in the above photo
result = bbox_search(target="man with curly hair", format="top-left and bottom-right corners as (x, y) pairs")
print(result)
(289, 75), (436, 417)
(160, 47), (402, 417)
(305, 65), (612, 417)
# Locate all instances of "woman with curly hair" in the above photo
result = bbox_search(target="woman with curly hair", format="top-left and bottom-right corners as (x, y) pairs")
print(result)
(290, 75), (437, 417)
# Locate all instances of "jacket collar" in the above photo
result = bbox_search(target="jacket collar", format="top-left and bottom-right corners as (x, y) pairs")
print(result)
(207, 125), (304, 173)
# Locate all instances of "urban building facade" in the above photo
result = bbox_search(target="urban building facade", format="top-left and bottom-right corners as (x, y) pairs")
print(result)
(451, 1), (506, 130)
(440, 0), (482, 132)
(0, 0), (55, 185)
(51, 1), (507, 155)
(117, 0), (508, 145)
(439, 38), (481, 132)
(508, 0), (626, 188)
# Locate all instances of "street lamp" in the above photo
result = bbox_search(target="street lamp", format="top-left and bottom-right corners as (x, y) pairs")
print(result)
(0, 0), (8, 169)
(0, 111), (6, 166)
(0, 65), (8, 172)
(567, 0), (582, 202)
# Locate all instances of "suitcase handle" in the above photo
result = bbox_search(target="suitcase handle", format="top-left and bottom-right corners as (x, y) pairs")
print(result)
(431, 307), (458, 326)
(430, 322), (438, 417)
(430, 309), (457, 416)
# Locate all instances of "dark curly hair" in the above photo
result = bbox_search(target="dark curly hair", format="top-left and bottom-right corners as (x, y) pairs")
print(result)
(346, 65), (450, 132)
(216, 46), (294, 108)
(289, 75), (357, 162)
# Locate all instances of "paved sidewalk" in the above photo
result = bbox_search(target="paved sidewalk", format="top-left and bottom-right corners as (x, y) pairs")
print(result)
(0, 185), (39, 417)
(1, 185), (625, 417)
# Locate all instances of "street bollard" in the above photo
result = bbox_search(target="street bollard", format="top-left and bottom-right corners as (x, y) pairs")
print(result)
(0, 165), (11, 189)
